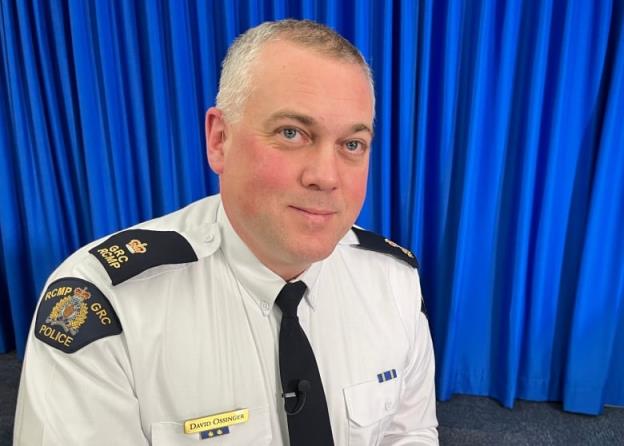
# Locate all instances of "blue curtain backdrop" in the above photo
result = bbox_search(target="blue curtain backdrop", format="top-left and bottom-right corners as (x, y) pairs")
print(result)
(1, 0), (622, 415)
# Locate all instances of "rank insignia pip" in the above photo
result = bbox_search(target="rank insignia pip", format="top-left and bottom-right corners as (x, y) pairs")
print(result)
(89, 229), (198, 285)
(351, 226), (419, 269)
(34, 278), (122, 353)
(200, 427), (230, 439)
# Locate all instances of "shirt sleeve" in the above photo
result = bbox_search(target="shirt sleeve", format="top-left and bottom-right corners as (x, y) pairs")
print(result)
(13, 281), (148, 445)
(379, 268), (439, 445)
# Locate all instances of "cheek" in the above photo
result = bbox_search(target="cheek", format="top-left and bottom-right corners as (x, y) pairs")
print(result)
(344, 165), (369, 208)
(252, 151), (295, 190)
(224, 135), (295, 204)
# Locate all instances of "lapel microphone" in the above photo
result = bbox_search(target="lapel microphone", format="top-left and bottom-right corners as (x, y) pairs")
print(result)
(282, 379), (311, 415)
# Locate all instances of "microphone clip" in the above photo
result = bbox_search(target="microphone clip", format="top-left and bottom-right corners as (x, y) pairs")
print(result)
(282, 379), (310, 416)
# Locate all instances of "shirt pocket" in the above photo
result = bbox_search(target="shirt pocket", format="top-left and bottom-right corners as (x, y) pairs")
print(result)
(150, 406), (272, 446)
(343, 377), (401, 446)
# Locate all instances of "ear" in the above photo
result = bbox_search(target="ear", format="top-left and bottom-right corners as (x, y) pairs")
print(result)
(205, 107), (227, 175)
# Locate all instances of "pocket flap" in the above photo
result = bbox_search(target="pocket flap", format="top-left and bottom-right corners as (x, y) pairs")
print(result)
(343, 378), (401, 427)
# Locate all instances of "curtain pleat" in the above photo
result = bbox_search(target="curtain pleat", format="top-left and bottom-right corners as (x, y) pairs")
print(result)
(1, 0), (622, 415)
(564, 5), (624, 412)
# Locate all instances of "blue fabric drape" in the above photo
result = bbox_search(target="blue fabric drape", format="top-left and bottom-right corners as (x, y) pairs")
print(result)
(1, 0), (622, 415)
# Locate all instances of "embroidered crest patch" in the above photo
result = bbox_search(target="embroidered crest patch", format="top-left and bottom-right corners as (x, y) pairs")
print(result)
(46, 286), (90, 335)
(89, 229), (198, 285)
(34, 278), (122, 353)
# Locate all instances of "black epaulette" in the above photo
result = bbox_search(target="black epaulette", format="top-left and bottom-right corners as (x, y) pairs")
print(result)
(351, 226), (419, 269)
(35, 277), (122, 353)
(352, 227), (427, 316)
(88, 229), (198, 285)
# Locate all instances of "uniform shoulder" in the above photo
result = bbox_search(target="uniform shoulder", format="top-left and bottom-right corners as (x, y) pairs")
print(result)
(86, 196), (222, 285)
(88, 228), (197, 286)
(350, 226), (419, 269)
(31, 197), (222, 354)
(59, 196), (220, 286)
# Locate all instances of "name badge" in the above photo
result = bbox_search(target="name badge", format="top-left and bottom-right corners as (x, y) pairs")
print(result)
(184, 408), (249, 434)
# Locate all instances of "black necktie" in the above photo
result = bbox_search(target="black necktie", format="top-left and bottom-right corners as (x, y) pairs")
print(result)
(275, 281), (334, 446)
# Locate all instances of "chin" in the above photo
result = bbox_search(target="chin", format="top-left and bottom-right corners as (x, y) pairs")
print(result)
(291, 242), (336, 264)
(280, 226), (349, 264)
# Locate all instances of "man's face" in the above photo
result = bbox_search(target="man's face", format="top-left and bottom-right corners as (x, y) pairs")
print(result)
(206, 40), (373, 279)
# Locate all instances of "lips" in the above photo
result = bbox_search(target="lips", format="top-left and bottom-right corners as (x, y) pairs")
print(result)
(291, 206), (336, 215)
(290, 205), (337, 216)
(289, 206), (338, 225)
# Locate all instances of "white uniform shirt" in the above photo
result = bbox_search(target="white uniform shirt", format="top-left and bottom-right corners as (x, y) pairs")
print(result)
(14, 195), (438, 445)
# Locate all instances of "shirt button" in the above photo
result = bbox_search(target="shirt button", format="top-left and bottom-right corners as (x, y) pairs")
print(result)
(261, 302), (270, 311)
(204, 233), (214, 243)
(385, 400), (393, 411)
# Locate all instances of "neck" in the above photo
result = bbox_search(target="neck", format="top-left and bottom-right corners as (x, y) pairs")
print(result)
(256, 256), (309, 282)
(221, 202), (310, 281)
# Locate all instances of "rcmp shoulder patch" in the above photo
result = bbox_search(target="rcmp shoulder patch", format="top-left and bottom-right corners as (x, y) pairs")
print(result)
(89, 229), (198, 285)
(351, 227), (419, 269)
(34, 278), (122, 353)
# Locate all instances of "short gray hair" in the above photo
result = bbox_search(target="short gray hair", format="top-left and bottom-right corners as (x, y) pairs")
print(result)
(216, 19), (375, 122)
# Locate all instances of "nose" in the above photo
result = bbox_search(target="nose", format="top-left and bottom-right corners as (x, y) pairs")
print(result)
(300, 144), (339, 191)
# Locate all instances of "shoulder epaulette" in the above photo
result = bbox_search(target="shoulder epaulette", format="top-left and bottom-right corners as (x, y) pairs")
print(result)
(88, 229), (198, 285)
(35, 277), (122, 353)
(351, 226), (419, 269)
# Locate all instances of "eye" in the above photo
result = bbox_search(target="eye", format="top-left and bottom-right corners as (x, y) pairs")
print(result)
(277, 127), (309, 146)
(280, 128), (299, 140)
(344, 140), (365, 152)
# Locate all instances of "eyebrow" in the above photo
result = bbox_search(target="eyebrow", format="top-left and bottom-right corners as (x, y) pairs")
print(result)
(265, 111), (316, 127)
(265, 110), (373, 137)
(352, 123), (373, 136)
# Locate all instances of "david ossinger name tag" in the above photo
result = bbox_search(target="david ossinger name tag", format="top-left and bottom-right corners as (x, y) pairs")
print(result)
(184, 408), (249, 434)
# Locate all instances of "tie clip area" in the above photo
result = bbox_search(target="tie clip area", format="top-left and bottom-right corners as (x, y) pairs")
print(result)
(282, 379), (311, 415)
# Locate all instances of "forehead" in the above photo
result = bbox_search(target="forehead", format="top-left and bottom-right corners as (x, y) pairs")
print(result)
(242, 40), (374, 128)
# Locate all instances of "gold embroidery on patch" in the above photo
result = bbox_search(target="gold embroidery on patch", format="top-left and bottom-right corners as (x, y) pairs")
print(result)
(125, 239), (148, 254)
(384, 238), (415, 258)
(46, 287), (91, 335)
(96, 245), (128, 269)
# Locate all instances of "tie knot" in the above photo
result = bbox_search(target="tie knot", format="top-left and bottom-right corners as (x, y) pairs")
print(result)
(275, 281), (307, 317)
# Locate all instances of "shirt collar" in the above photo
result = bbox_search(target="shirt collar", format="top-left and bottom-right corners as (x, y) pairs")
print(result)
(291, 259), (322, 310)
(301, 229), (357, 309)
(218, 204), (284, 316)
(298, 227), (356, 308)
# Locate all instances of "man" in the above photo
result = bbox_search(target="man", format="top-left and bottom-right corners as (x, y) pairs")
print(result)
(14, 19), (438, 445)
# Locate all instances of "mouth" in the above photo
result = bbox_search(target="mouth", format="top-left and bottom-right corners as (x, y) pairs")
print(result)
(290, 206), (337, 216)
(289, 206), (337, 225)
